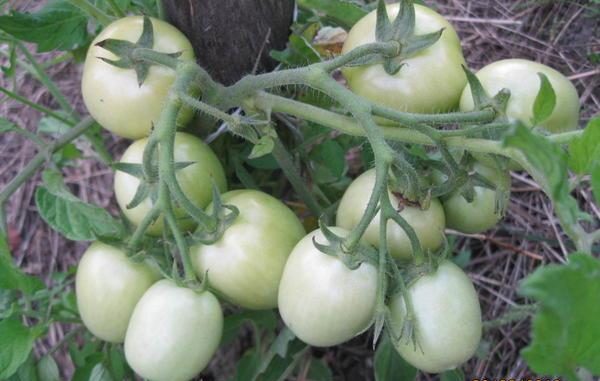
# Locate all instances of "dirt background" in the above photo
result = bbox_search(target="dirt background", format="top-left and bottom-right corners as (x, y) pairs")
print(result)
(0, 0), (599, 380)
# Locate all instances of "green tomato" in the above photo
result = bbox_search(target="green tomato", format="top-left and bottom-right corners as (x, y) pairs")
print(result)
(124, 280), (223, 381)
(460, 59), (580, 133)
(75, 242), (159, 343)
(278, 227), (378, 347)
(114, 132), (227, 235)
(389, 260), (482, 373)
(342, 3), (467, 114)
(442, 163), (511, 234)
(82, 16), (195, 139)
(191, 190), (305, 310)
(336, 169), (446, 260)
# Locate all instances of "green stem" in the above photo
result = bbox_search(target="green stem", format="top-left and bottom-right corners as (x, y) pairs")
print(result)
(253, 92), (583, 158)
(105, 0), (126, 17)
(482, 304), (537, 330)
(317, 41), (400, 72)
(156, 0), (165, 20)
(66, 0), (113, 26)
(272, 137), (324, 217)
(371, 103), (496, 127)
(127, 205), (161, 252)
(0, 86), (74, 125)
(0, 116), (95, 234)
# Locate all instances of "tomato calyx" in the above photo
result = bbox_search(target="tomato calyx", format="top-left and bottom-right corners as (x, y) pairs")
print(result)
(312, 220), (379, 269)
(373, 0), (444, 75)
(95, 16), (182, 86)
(189, 184), (239, 245)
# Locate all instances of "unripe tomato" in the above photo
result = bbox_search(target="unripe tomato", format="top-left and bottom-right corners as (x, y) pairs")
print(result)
(75, 242), (159, 343)
(114, 132), (227, 235)
(460, 59), (580, 133)
(336, 169), (445, 260)
(342, 3), (467, 113)
(82, 16), (195, 139)
(124, 280), (223, 381)
(278, 228), (378, 347)
(191, 190), (305, 310)
(442, 163), (511, 233)
(389, 260), (482, 373)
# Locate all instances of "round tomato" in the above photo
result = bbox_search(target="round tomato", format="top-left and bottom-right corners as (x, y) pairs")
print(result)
(441, 163), (510, 234)
(278, 227), (378, 347)
(342, 3), (466, 114)
(389, 260), (481, 373)
(82, 16), (195, 139)
(114, 132), (227, 236)
(191, 190), (305, 310)
(337, 169), (445, 261)
(124, 280), (223, 381)
(75, 242), (159, 343)
(460, 59), (580, 133)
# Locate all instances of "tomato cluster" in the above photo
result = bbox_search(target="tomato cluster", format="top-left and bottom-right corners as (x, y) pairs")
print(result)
(75, 3), (580, 380)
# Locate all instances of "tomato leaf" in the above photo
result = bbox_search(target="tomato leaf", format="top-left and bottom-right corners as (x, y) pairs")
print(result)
(297, 0), (367, 29)
(568, 118), (600, 175)
(0, 320), (45, 379)
(249, 136), (275, 159)
(89, 363), (115, 381)
(7, 354), (38, 381)
(36, 356), (59, 381)
(0, 235), (44, 294)
(306, 359), (333, 381)
(373, 334), (417, 381)
(35, 170), (126, 241)
(441, 368), (465, 381)
(0, 1), (88, 52)
(310, 139), (347, 183)
(270, 34), (321, 67)
(531, 73), (557, 127)
(221, 310), (278, 345)
(519, 253), (600, 377)
(503, 123), (582, 230)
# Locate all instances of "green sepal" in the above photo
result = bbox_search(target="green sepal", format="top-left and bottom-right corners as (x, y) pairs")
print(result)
(111, 162), (145, 179)
(188, 183), (239, 245)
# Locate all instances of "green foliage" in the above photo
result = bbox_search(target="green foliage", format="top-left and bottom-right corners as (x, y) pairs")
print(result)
(373, 334), (417, 381)
(297, 0), (367, 29)
(0, 319), (45, 379)
(35, 170), (126, 241)
(531, 73), (557, 126)
(0, 236), (43, 294)
(36, 356), (60, 381)
(0, 1), (88, 52)
(568, 118), (600, 175)
(520, 254), (600, 378)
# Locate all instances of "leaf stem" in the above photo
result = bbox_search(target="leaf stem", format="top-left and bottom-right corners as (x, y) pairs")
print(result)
(0, 86), (74, 125)
(105, 0), (126, 17)
(0, 116), (95, 234)
(66, 0), (113, 26)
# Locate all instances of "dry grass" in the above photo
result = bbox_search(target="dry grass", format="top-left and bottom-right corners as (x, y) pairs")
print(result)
(0, 0), (598, 380)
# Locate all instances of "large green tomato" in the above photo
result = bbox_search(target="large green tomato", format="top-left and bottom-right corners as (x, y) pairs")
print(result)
(442, 163), (511, 234)
(82, 16), (195, 139)
(337, 169), (445, 260)
(191, 190), (305, 310)
(114, 132), (227, 235)
(389, 260), (482, 373)
(278, 228), (378, 347)
(460, 59), (580, 133)
(124, 280), (223, 381)
(75, 242), (159, 343)
(342, 3), (467, 114)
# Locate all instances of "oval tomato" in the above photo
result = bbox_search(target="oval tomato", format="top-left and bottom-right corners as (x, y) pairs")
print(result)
(389, 260), (482, 373)
(278, 227), (378, 347)
(75, 242), (159, 343)
(114, 132), (227, 235)
(82, 16), (195, 139)
(337, 169), (445, 260)
(342, 3), (466, 114)
(124, 280), (223, 381)
(442, 163), (510, 234)
(191, 190), (305, 310)
(460, 59), (580, 133)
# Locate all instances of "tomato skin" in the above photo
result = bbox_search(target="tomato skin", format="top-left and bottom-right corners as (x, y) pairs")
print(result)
(460, 59), (580, 133)
(336, 169), (445, 260)
(278, 227), (378, 347)
(114, 132), (227, 235)
(342, 3), (466, 114)
(442, 163), (511, 233)
(82, 16), (195, 139)
(124, 280), (223, 381)
(191, 190), (305, 310)
(389, 260), (482, 373)
(75, 242), (160, 343)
